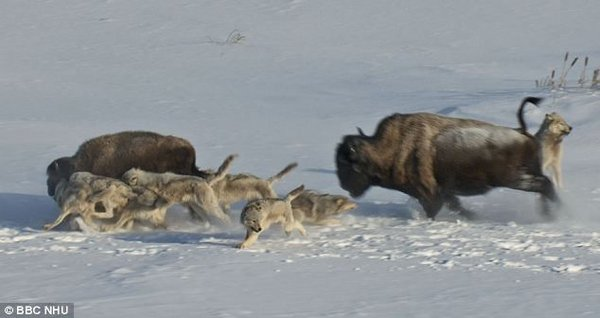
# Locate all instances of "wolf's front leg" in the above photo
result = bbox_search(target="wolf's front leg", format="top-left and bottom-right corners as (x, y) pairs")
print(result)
(43, 209), (73, 231)
(238, 230), (260, 249)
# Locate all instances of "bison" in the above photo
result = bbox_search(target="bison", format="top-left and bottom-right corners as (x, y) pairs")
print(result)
(336, 97), (558, 220)
(46, 131), (209, 197)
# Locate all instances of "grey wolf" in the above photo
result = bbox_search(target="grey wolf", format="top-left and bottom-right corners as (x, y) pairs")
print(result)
(535, 112), (572, 188)
(239, 185), (306, 249)
(291, 190), (357, 225)
(121, 155), (236, 226)
(44, 172), (167, 232)
(209, 162), (298, 214)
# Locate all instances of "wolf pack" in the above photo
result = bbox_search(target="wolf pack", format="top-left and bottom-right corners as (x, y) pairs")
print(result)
(44, 97), (571, 248)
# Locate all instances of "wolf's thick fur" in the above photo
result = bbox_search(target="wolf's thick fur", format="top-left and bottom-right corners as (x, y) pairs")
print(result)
(46, 131), (209, 197)
(45, 172), (168, 232)
(239, 185), (305, 249)
(535, 112), (572, 188)
(209, 162), (298, 214)
(336, 97), (558, 220)
(291, 190), (357, 225)
(121, 155), (236, 225)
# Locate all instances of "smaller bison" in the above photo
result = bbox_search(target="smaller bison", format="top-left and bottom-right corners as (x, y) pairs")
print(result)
(46, 131), (209, 197)
(336, 97), (558, 220)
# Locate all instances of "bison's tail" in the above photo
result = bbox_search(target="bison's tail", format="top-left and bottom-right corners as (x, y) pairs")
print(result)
(517, 97), (544, 134)
(267, 162), (298, 184)
(207, 154), (237, 186)
(191, 166), (212, 179)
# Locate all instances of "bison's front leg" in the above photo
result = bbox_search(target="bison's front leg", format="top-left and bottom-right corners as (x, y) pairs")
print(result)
(418, 197), (443, 220)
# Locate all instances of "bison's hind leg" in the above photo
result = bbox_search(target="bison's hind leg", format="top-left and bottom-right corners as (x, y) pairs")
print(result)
(510, 174), (557, 199)
(445, 196), (477, 220)
(509, 174), (560, 219)
(418, 197), (443, 220)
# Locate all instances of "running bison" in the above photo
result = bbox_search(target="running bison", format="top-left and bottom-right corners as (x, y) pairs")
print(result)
(335, 97), (559, 220)
(46, 131), (209, 196)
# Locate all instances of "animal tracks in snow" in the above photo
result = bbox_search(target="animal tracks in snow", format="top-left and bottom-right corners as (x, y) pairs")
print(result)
(1, 215), (599, 275)
(279, 217), (600, 275)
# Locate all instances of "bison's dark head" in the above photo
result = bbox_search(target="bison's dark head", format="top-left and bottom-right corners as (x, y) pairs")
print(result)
(46, 157), (75, 197)
(335, 135), (372, 198)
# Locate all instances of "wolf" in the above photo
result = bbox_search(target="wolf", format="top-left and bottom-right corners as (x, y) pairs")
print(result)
(239, 185), (306, 249)
(291, 190), (357, 225)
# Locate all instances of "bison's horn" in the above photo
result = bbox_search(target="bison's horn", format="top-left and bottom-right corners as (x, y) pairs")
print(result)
(356, 127), (366, 137)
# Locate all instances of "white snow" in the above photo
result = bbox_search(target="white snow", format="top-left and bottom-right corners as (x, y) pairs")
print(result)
(437, 126), (526, 149)
(1, 0), (600, 317)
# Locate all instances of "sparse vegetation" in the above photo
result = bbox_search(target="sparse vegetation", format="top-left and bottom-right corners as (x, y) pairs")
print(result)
(592, 69), (600, 88)
(207, 29), (246, 45)
(537, 52), (600, 90)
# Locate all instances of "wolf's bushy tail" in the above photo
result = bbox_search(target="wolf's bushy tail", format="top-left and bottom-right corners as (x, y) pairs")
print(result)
(284, 185), (305, 203)
(267, 162), (298, 184)
(207, 154), (237, 186)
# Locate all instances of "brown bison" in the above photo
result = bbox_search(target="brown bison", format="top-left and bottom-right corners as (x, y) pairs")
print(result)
(336, 97), (558, 220)
(46, 131), (209, 197)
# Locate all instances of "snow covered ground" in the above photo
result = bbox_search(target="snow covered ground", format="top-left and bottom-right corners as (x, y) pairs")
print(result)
(1, 1), (599, 317)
